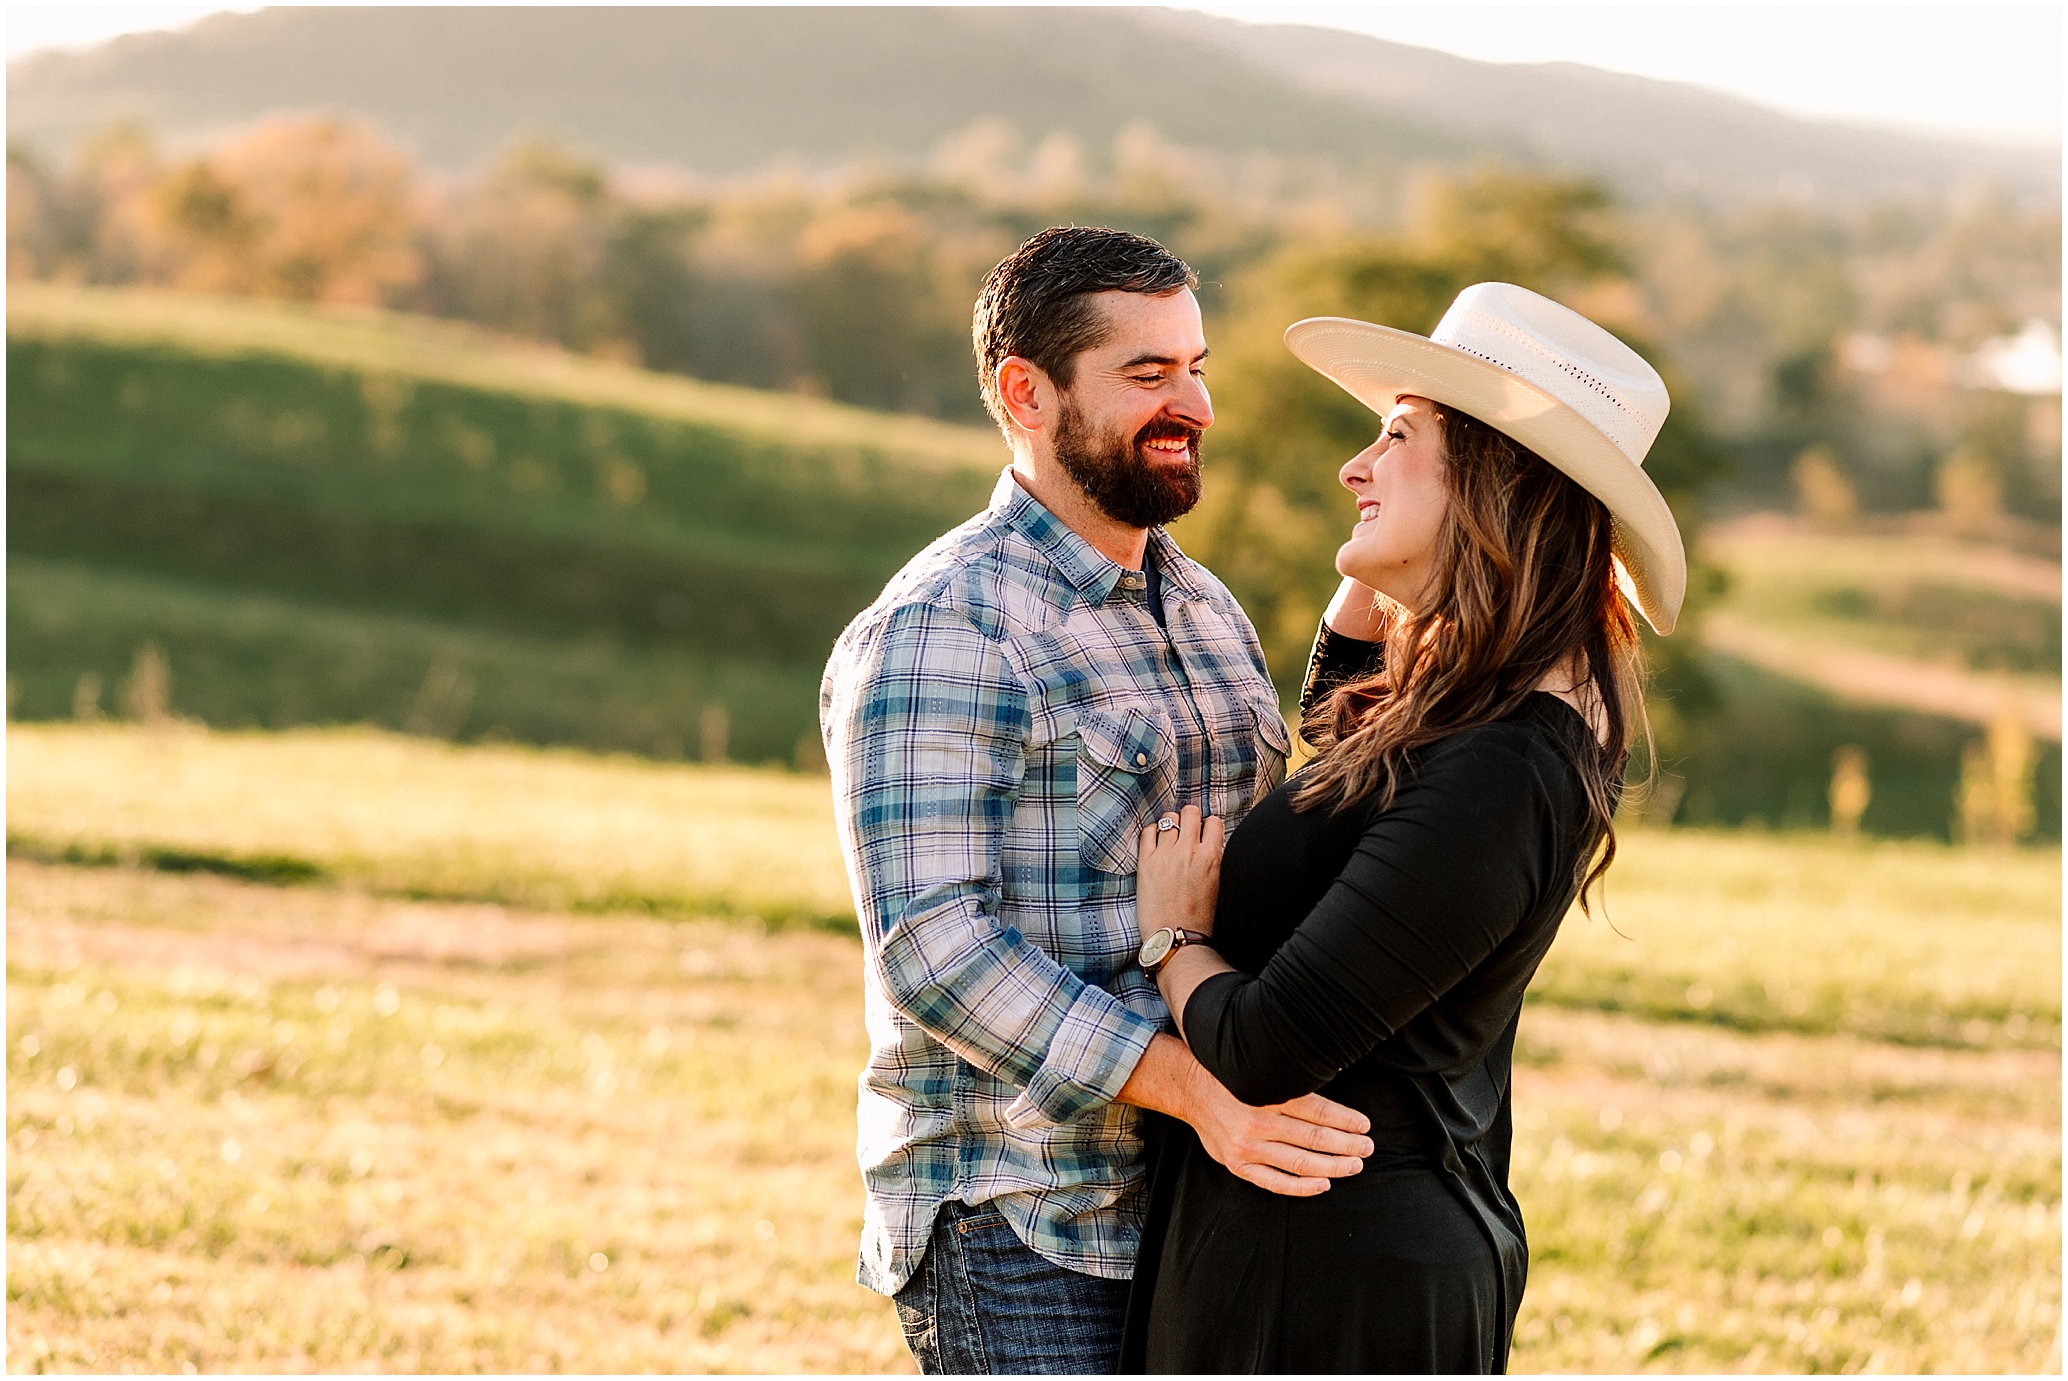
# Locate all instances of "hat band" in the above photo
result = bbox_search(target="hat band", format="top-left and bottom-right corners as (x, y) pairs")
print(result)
(1435, 307), (1660, 465)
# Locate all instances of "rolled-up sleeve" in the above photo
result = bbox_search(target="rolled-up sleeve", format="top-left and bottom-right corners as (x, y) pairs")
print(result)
(825, 601), (1157, 1124)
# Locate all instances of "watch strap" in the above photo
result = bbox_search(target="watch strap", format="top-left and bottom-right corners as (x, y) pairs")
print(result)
(1143, 927), (1213, 974)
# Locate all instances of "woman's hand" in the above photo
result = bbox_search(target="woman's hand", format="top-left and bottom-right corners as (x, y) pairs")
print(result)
(1323, 576), (1388, 641)
(1136, 804), (1224, 943)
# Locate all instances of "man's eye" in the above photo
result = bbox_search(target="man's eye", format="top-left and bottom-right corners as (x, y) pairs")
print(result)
(1130, 375), (1162, 385)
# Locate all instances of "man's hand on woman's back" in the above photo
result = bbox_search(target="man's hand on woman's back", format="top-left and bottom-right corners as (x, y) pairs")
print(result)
(1118, 1033), (1371, 1196)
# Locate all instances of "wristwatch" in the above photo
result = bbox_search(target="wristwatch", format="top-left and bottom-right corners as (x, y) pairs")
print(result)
(1138, 927), (1212, 975)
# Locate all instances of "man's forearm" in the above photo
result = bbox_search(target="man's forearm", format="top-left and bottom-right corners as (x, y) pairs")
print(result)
(1113, 1032), (1207, 1120)
(1113, 1032), (1373, 1198)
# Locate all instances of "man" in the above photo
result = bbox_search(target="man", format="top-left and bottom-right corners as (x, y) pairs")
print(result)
(821, 227), (1373, 1374)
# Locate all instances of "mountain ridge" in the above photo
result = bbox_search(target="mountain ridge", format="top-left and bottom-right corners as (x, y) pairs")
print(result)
(8, 5), (2055, 208)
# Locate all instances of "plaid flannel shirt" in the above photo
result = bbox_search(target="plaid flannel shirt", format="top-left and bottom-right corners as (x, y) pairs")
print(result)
(821, 469), (1289, 1295)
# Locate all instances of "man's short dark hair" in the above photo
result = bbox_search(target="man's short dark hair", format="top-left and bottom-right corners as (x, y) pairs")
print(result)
(972, 226), (1197, 432)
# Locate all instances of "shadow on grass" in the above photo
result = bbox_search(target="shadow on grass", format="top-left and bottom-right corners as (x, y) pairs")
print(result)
(4, 831), (860, 936)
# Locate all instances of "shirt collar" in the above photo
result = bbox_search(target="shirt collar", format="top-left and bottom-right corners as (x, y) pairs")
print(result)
(990, 468), (1210, 608)
(1145, 525), (1210, 604)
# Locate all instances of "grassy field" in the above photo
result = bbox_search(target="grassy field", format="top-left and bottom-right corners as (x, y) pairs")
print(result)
(1705, 516), (2060, 683)
(7, 724), (2059, 1372)
(7, 283), (1001, 760)
(1661, 515), (2063, 839)
(6, 558), (828, 766)
(6, 725), (853, 929)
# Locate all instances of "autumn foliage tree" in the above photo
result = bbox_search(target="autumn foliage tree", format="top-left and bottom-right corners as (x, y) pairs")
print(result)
(155, 115), (422, 303)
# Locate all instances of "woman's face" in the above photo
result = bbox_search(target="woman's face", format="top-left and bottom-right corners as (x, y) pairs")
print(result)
(1334, 396), (1450, 611)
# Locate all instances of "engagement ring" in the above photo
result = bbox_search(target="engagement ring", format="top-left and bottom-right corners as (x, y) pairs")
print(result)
(1157, 817), (1180, 832)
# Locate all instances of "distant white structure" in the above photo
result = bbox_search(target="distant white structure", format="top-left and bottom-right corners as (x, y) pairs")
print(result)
(1968, 319), (2063, 396)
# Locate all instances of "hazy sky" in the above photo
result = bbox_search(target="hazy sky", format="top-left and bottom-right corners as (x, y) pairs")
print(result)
(6, 2), (2061, 145)
(1186, 2), (2061, 144)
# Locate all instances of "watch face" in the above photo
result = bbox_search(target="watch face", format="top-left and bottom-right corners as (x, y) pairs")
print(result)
(1138, 928), (1175, 969)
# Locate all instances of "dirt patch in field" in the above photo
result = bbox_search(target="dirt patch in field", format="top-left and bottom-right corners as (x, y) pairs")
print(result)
(1520, 1005), (2059, 1123)
(7, 862), (581, 978)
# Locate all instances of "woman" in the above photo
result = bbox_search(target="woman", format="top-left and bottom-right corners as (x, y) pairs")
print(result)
(1117, 283), (1686, 1373)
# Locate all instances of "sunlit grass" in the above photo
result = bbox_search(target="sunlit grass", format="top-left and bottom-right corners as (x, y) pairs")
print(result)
(1539, 827), (2061, 1048)
(7, 863), (904, 1374)
(1512, 1009), (2060, 1373)
(1707, 518), (2061, 681)
(6, 723), (852, 928)
(5, 726), (2059, 1372)
(12, 724), (2058, 1039)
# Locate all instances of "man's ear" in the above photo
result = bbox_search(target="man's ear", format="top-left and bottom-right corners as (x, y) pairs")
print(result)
(996, 356), (1053, 435)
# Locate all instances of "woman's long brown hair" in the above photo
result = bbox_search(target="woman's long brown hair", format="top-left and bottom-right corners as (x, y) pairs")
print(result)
(1295, 406), (1646, 905)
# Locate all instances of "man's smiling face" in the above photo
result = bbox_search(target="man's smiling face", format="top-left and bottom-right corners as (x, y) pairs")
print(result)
(1049, 287), (1214, 530)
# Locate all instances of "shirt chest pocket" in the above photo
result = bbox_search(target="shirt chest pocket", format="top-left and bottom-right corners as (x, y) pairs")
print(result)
(1072, 705), (1179, 877)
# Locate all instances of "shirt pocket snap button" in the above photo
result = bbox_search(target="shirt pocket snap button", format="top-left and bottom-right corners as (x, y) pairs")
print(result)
(1074, 706), (1175, 875)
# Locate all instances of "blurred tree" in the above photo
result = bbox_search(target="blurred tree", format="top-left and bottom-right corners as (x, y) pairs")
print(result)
(7, 144), (57, 279)
(1793, 445), (1859, 527)
(164, 115), (423, 304)
(418, 139), (616, 348)
(795, 200), (965, 414)
(1183, 170), (1727, 711)
(1956, 710), (2037, 848)
(1934, 444), (2004, 534)
(1829, 745), (1871, 836)
(11, 124), (169, 284)
(595, 205), (707, 372)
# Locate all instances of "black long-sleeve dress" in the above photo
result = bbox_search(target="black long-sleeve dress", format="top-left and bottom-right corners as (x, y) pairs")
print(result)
(1119, 627), (1607, 1374)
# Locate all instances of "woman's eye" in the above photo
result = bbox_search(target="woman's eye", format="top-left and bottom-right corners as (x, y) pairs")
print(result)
(1384, 428), (1406, 443)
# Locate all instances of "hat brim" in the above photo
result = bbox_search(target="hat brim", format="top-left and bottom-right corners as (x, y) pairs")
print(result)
(1285, 316), (1686, 635)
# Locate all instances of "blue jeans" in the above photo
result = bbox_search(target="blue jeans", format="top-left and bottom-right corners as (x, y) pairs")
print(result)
(893, 1200), (1132, 1374)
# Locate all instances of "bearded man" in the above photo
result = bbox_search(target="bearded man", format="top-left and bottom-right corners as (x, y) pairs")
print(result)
(821, 227), (1373, 1374)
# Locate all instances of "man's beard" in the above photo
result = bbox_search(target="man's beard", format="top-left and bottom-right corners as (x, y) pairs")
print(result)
(1051, 397), (1204, 530)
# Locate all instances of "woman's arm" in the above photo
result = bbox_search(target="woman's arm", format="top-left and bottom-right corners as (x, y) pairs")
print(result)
(1128, 805), (1375, 1193)
(1323, 576), (1388, 640)
(1300, 591), (1387, 744)
(1183, 736), (1557, 1107)
(1133, 805), (1235, 1038)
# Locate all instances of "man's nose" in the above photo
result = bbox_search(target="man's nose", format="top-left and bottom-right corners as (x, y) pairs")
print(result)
(1171, 372), (1213, 430)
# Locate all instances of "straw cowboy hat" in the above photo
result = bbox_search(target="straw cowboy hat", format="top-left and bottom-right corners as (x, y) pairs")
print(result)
(1284, 283), (1687, 634)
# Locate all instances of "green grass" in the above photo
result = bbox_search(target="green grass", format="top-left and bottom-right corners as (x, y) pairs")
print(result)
(11, 722), (2060, 1049)
(6, 727), (2059, 1371)
(7, 283), (1002, 762)
(7, 558), (826, 765)
(1659, 516), (2065, 841)
(1708, 519), (2061, 680)
(7, 862), (905, 1373)
(1661, 654), (2063, 840)
(7, 281), (1002, 474)
(1509, 1007), (2059, 1372)
(6, 799), (2058, 1371)
(1546, 828), (2060, 1049)
(7, 724), (853, 931)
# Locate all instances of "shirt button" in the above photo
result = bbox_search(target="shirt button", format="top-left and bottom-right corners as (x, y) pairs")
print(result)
(1135, 752), (1149, 766)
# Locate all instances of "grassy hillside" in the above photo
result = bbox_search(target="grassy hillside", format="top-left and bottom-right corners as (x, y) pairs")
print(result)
(7, 284), (1003, 761)
(1662, 516), (2062, 839)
